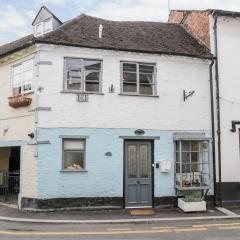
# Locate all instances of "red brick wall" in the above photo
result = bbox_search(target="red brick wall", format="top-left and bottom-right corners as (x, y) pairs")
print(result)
(169, 10), (210, 49)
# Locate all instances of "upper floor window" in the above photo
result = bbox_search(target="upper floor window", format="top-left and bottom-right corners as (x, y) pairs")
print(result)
(35, 19), (52, 37)
(12, 59), (33, 96)
(64, 58), (102, 93)
(121, 62), (156, 96)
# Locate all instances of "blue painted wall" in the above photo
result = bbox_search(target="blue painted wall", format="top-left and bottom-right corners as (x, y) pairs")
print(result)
(37, 128), (213, 199)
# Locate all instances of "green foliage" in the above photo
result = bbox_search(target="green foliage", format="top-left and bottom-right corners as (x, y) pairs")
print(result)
(184, 194), (202, 202)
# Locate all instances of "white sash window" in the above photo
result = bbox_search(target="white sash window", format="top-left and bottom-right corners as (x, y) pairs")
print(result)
(12, 59), (33, 95)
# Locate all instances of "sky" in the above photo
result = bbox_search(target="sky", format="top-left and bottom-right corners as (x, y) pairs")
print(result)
(1, 0), (240, 45)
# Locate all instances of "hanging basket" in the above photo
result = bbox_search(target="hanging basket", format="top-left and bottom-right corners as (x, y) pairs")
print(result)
(8, 95), (32, 108)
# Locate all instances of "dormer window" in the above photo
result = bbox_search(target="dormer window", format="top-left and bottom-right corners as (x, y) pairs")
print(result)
(36, 23), (43, 36)
(32, 6), (62, 37)
(44, 19), (52, 32)
(35, 18), (52, 36)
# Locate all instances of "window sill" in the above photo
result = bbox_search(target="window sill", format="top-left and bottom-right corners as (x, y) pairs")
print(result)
(175, 185), (209, 191)
(60, 169), (88, 173)
(60, 91), (104, 95)
(119, 93), (159, 98)
(10, 91), (34, 98)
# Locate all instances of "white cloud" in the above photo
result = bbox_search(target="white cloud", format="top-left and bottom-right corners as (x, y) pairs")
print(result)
(0, 5), (34, 44)
(85, 0), (240, 21)
(34, 0), (67, 8)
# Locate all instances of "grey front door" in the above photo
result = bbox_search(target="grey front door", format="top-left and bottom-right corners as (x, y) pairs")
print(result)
(125, 141), (152, 208)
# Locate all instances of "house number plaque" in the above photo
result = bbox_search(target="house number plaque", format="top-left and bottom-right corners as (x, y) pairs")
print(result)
(77, 93), (88, 102)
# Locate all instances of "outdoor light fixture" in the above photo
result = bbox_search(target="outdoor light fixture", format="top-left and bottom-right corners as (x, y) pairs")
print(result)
(28, 132), (35, 139)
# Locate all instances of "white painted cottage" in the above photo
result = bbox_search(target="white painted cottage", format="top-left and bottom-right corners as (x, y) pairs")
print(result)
(0, 6), (215, 210)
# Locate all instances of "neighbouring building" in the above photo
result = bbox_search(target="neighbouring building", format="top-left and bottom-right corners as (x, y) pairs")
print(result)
(170, 9), (240, 205)
(0, 6), (214, 210)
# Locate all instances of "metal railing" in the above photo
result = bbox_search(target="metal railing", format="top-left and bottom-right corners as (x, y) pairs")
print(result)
(0, 171), (20, 203)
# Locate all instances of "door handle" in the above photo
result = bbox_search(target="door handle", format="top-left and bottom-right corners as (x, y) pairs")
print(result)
(137, 181), (140, 184)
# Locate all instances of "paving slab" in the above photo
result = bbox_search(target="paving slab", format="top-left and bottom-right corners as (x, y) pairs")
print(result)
(0, 205), (225, 221)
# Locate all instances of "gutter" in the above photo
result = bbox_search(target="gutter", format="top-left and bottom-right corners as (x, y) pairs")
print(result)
(213, 13), (222, 206)
(209, 58), (217, 204)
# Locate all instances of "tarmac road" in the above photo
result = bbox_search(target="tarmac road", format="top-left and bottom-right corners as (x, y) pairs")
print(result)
(0, 219), (240, 239)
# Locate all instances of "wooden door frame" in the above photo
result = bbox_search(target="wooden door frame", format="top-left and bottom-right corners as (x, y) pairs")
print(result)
(123, 139), (154, 209)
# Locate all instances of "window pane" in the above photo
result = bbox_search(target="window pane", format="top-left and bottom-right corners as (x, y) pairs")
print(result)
(140, 73), (153, 84)
(13, 87), (21, 95)
(139, 64), (154, 74)
(176, 163), (180, 173)
(123, 83), (137, 93)
(128, 145), (137, 178)
(123, 72), (137, 83)
(123, 63), (136, 72)
(182, 141), (190, 151)
(23, 70), (32, 82)
(44, 19), (51, 32)
(23, 59), (33, 71)
(13, 74), (22, 87)
(191, 141), (199, 152)
(85, 71), (99, 81)
(140, 84), (153, 95)
(13, 64), (22, 75)
(85, 82), (99, 92)
(191, 163), (202, 172)
(175, 151), (180, 163)
(175, 141), (180, 151)
(140, 144), (149, 178)
(64, 151), (84, 170)
(200, 141), (209, 151)
(84, 60), (101, 70)
(22, 83), (32, 92)
(65, 58), (82, 90)
(64, 140), (84, 150)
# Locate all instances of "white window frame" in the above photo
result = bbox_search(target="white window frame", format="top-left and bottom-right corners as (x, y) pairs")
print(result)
(43, 18), (52, 33)
(11, 59), (34, 96)
(120, 61), (157, 96)
(62, 138), (86, 171)
(35, 23), (43, 37)
(174, 139), (210, 190)
(63, 57), (102, 93)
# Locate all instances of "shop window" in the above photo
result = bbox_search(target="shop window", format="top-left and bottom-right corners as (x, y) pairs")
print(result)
(175, 140), (210, 189)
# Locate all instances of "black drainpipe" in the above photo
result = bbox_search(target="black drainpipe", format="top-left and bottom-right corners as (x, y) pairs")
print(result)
(209, 58), (217, 204)
(213, 13), (222, 206)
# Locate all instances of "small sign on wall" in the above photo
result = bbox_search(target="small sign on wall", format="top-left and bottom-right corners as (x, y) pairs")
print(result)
(77, 93), (88, 102)
(160, 160), (172, 173)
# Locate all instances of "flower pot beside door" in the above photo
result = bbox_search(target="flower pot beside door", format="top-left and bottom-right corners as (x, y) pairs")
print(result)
(8, 95), (32, 108)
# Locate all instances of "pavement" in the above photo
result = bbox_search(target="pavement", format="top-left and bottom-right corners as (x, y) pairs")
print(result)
(0, 203), (239, 224)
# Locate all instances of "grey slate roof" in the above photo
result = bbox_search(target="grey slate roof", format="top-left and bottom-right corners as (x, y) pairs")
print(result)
(0, 14), (211, 59)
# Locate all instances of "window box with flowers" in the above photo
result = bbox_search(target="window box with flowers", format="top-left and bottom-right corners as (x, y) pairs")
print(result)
(8, 94), (32, 108)
(8, 59), (34, 108)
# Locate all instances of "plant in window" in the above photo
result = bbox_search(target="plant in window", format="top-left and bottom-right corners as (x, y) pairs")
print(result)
(175, 140), (210, 189)
(63, 139), (85, 170)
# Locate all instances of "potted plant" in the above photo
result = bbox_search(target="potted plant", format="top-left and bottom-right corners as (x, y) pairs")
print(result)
(178, 194), (207, 212)
(8, 94), (32, 108)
